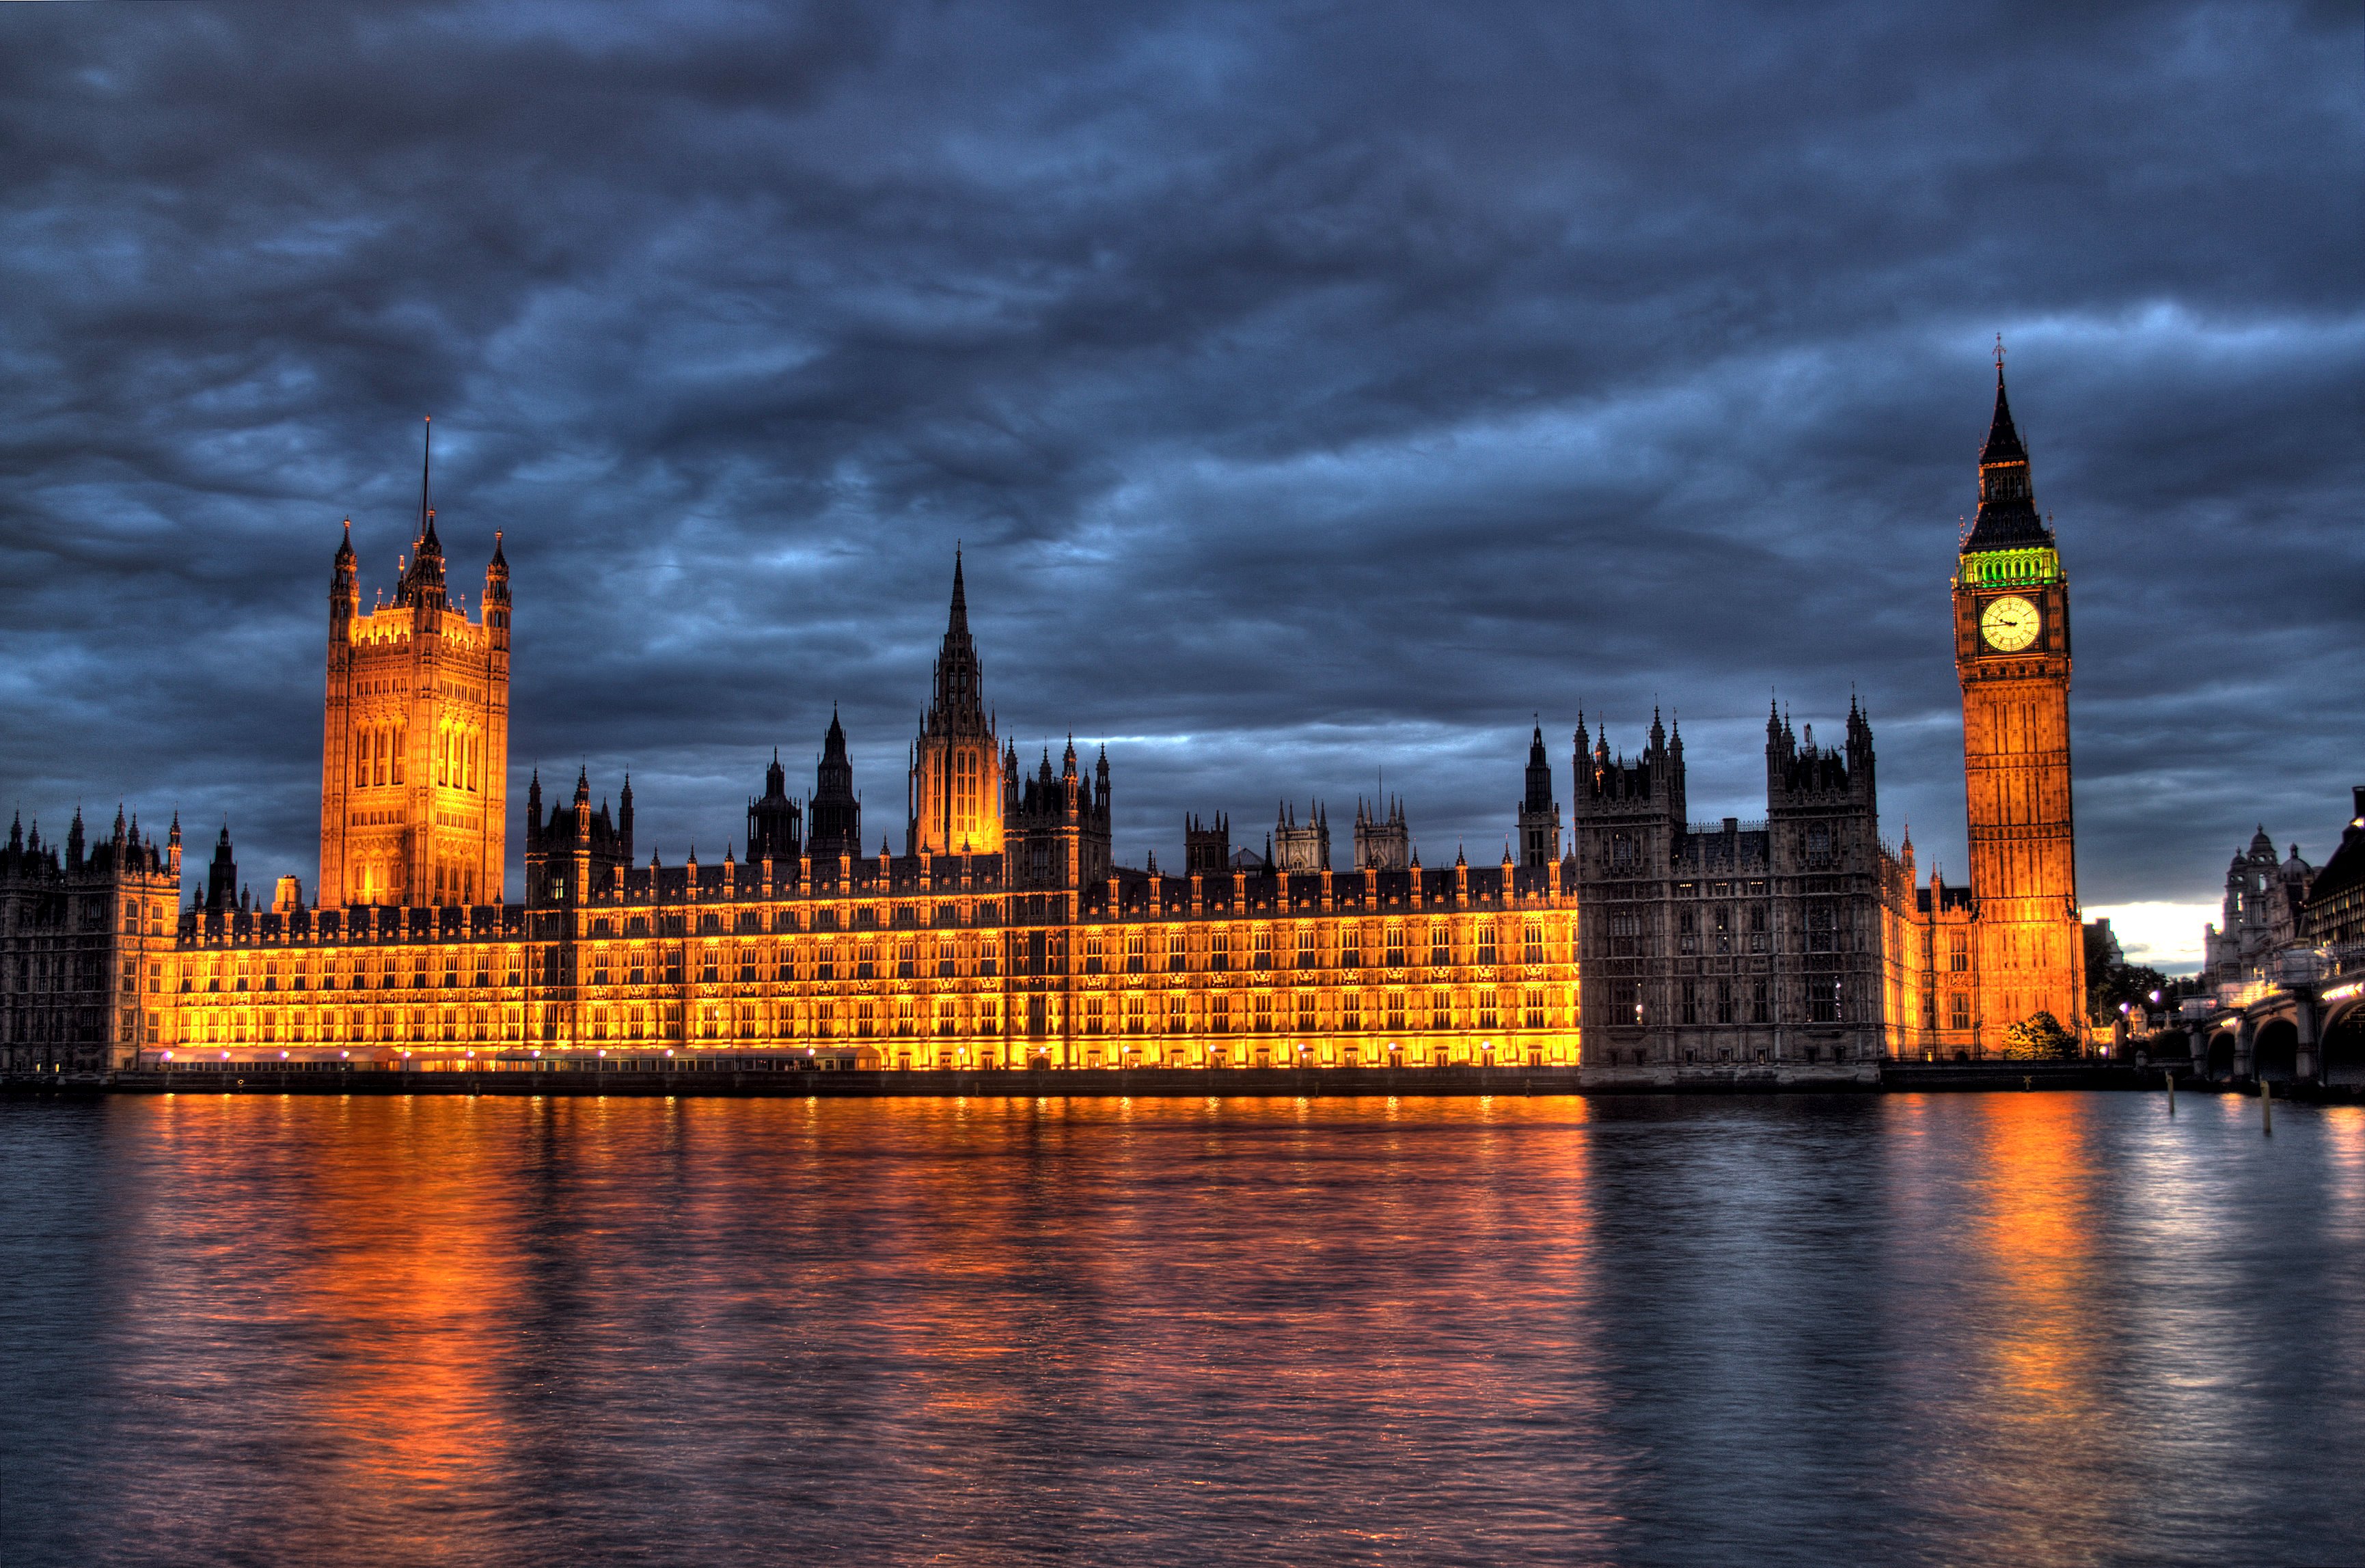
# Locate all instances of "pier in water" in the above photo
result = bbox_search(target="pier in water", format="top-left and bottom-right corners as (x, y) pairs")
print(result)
(3, 1091), (2360, 1565)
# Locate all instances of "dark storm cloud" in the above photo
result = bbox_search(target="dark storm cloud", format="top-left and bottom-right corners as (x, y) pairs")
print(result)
(3, 1), (2358, 963)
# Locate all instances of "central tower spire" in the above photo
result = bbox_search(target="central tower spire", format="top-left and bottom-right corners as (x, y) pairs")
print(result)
(908, 550), (1002, 855)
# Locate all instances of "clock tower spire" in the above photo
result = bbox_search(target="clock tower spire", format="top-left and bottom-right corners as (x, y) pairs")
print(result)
(1953, 350), (2083, 1042)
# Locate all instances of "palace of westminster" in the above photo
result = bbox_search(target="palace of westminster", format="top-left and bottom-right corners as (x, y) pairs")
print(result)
(2, 374), (2088, 1078)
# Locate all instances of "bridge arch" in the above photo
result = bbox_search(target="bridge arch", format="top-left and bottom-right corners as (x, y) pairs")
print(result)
(2206, 1030), (2238, 1081)
(2254, 1018), (2300, 1083)
(2322, 1001), (2365, 1089)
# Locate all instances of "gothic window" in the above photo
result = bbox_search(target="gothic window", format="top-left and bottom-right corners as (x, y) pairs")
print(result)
(1807, 903), (1838, 953)
(1526, 989), (1546, 1030)
(1084, 935), (1104, 975)
(1679, 909), (1697, 954)
(1716, 980), (1734, 1026)
(1681, 980), (1697, 1024)
(700, 946), (720, 985)
(1807, 824), (1833, 868)
(1714, 906), (1733, 955)
(1611, 833), (1636, 871)
(1431, 925), (1451, 967)
(1168, 931), (1187, 972)
(1386, 991), (1406, 1031)
(1478, 990), (1499, 1031)
(1608, 913), (1641, 958)
(1948, 933), (1969, 972)
(1812, 978), (1842, 1023)
(1477, 924), (1498, 966)
(1386, 923), (1406, 968)
(1430, 988), (1451, 1029)
(1950, 993), (1971, 1031)
(1523, 920), (1544, 965)
(1296, 991), (1316, 1030)
(1297, 926), (1318, 969)
(1125, 994), (1146, 1034)
(1209, 931), (1230, 972)
(1253, 928), (1273, 970)
(1253, 993), (1273, 1032)
(1341, 924), (1363, 969)
(1126, 931), (1145, 973)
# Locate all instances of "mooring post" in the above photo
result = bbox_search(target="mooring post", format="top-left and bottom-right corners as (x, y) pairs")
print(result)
(2263, 1077), (2273, 1136)
(2165, 1069), (2175, 1116)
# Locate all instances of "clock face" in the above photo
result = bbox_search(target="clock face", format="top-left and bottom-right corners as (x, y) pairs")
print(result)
(1980, 594), (2040, 652)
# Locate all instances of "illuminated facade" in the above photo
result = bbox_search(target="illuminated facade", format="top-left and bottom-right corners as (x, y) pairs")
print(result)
(1930, 363), (2087, 1046)
(128, 525), (1578, 1074)
(318, 428), (511, 911)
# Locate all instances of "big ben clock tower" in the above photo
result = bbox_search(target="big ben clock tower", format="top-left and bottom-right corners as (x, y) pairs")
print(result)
(1954, 353), (2085, 1039)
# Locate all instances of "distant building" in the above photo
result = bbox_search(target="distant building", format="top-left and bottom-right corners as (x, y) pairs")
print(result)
(2202, 827), (2314, 987)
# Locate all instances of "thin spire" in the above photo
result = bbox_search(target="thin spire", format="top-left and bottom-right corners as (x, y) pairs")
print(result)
(417, 416), (439, 550)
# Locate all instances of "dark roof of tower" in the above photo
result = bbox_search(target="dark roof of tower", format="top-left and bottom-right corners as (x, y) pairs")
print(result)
(1979, 370), (2026, 466)
(948, 550), (968, 636)
(1962, 368), (2055, 553)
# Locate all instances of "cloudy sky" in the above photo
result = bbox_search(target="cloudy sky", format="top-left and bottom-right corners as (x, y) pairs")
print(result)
(3, 2), (2357, 969)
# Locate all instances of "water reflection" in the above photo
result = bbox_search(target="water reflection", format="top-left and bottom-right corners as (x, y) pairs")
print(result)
(1, 1091), (2358, 1566)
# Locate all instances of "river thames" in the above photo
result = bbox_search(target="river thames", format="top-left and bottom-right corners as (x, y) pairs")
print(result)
(3, 1090), (2358, 1566)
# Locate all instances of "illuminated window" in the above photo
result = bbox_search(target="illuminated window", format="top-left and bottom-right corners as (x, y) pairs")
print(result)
(1386, 924), (1405, 968)
(1297, 926), (1318, 969)
(1950, 993), (1971, 1032)
(1477, 925), (1497, 966)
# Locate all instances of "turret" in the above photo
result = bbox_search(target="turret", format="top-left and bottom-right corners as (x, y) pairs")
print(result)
(484, 529), (510, 637)
(331, 520), (359, 631)
(205, 823), (238, 912)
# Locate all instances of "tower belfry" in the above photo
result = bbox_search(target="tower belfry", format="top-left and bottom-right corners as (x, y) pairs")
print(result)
(318, 420), (511, 908)
(1952, 357), (2083, 1035)
(907, 551), (1002, 855)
